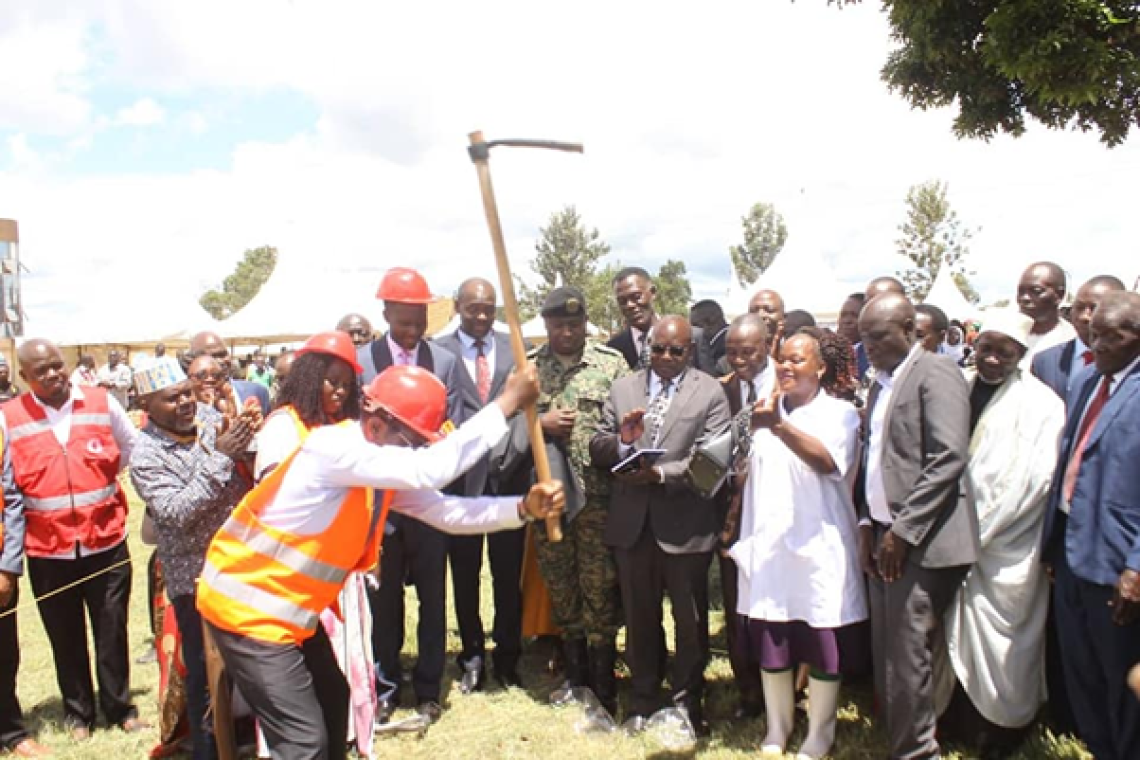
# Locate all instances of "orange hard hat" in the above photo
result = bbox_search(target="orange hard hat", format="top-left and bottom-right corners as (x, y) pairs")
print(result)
(362, 366), (448, 442)
(376, 267), (433, 304)
(296, 331), (363, 373)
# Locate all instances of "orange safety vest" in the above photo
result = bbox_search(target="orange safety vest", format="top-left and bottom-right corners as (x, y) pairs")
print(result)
(197, 428), (392, 645)
(2, 388), (128, 558)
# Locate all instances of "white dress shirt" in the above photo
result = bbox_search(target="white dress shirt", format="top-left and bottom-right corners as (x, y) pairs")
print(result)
(1023, 318), (1077, 368)
(740, 363), (776, 409)
(456, 329), (497, 386)
(261, 403), (523, 536)
(387, 334), (417, 366)
(864, 343), (924, 525)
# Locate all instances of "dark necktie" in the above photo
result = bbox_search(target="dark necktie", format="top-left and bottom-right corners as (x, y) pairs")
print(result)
(475, 339), (491, 404)
(746, 380), (757, 406)
(637, 331), (651, 371)
(1062, 374), (1112, 503)
(648, 378), (672, 446)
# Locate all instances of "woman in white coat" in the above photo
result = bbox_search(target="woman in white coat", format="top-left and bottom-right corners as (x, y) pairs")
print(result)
(729, 332), (867, 759)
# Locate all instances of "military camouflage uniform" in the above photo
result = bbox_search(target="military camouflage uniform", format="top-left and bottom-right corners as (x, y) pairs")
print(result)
(530, 339), (627, 645)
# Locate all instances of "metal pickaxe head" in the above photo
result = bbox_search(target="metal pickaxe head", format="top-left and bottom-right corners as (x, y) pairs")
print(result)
(467, 131), (583, 162)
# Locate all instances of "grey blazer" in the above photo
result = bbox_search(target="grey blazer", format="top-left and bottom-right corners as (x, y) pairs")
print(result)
(590, 368), (731, 554)
(433, 330), (514, 496)
(857, 349), (979, 568)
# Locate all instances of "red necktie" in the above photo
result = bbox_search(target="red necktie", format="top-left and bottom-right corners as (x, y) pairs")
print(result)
(475, 339), (491, 404)
(1062, 374), (1113, 503)
(1082, 350), (1095, 366)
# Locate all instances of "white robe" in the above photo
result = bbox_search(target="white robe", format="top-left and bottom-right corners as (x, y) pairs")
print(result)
(935, 370), (1063, 728)
(729, 391), (867, 628)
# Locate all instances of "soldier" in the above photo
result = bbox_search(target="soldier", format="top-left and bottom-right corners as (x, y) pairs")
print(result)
(498, 286), (627, 716)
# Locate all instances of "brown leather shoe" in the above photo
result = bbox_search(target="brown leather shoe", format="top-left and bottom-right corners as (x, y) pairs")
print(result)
(117, 717), (151, 734)
(10, 738), (52, 757)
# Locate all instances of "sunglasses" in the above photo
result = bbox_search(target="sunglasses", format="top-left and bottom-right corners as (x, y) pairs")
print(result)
(649, 344), (687, 358)
(190, 370), (226, 382)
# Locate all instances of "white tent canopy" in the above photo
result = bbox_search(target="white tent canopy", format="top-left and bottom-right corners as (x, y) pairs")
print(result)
(723, 241), (855, 322)
(521, 314), (601, 340)
(44, 288), (223, 348)
(218, 256), (391, 344)
(923, 266), (978, 321)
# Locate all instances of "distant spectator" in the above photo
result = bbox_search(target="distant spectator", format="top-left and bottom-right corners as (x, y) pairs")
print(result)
(783, 309), (816, 336)
(0, 357), (17, 403)
(336, 314), (374, 348)
(71, 355), (98, 388)
(915, 304), (949, 354)
(245, 350), (274, 390)
(98, 350), (133, 409)
(690, 299), (728, 367)
(154, 342), (166, 359)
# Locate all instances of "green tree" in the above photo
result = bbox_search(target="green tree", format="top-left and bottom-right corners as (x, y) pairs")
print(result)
(517, 206), (611, 320)
(895, 181), (979, 303)
(200, 245), (278, 320)
(653, 259), (693, 317)
(729, 202), (788, 286)
(585, 262), (624, 335)
(831, 0), (1140, 146)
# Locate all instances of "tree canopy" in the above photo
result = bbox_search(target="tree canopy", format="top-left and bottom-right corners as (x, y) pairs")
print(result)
(729, 202), (788, 286)
(895, 180), (979, 303)
(200, 245), (278, 320)
(832, 0), (1140, 146)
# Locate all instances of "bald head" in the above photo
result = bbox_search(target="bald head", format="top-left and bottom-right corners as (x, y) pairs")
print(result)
(864, 276), (906, 302)
(1018, 262), (1067, 330)
(1072, 275), (1127, 346)
(455, 277), (498, 340)
(1090, 291), (1140, 374)
(336, 313), (374, 347)
(858, 293), (916, 373)
(17, 339), (69, 407)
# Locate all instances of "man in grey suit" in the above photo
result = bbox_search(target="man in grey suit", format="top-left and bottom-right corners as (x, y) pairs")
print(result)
(359, 267), (461, 725)
(856, 294), (978, 760)
(434, 278), (524, 693)
(590, 316), (731, 736)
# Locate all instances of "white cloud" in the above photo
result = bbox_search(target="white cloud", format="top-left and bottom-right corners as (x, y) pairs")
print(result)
(114, 97), (165, 127)
(2, 0), (1139, 342)
(0, 11), (92, 134)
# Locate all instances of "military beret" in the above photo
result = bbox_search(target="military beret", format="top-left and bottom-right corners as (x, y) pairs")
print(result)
(541, 286), (588, 318)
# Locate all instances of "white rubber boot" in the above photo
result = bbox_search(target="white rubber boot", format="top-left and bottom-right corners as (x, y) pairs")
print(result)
(795, 676), (840, 759)
(760, 669), (795, 756)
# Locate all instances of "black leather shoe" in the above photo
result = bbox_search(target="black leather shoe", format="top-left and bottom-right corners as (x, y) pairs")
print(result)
(458, 659), (486, 694)
(375, 698), (397, 726)
(416, 700), (443, 724)
(687, 709), (711, 739)
(494, 667), (522, 689)
(621, 715), (649, 736)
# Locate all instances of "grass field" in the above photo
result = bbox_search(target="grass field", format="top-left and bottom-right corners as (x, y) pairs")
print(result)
(11, 482), (1092, 759)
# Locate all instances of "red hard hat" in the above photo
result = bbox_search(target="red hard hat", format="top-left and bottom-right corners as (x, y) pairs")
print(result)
(362, 366), (448, 442)
(296, 331), (363, 373)
(376, 267), (433, 304)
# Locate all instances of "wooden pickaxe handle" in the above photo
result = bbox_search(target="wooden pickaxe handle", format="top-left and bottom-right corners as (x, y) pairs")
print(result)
(468, 130), (580, 542)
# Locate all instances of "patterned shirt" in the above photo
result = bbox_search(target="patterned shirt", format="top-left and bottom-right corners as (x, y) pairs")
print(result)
(129, 404), (251, 597)
(530, 339), (628, 501)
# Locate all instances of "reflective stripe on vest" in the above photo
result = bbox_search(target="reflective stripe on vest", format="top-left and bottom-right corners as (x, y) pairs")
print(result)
(25, 484), (119, 512)
(220, 518), (348, 586)
(71, 413), (112, 428)
(6, 418), (51, 443)
(199, 560), (319, 632)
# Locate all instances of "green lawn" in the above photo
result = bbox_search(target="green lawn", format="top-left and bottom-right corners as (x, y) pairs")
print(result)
(12, 482), (1091, 759)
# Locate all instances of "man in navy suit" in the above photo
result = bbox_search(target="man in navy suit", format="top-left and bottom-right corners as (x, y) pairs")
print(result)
(1032, 275), (1125, 401)
(1041, 291), (1140, 760)
(187, 331), (271, 413)
(434, 278), (524, 692)
(359, 268), (461, 726)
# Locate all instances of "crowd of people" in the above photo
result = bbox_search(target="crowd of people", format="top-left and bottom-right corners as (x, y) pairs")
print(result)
(0, 260), (1137, 760)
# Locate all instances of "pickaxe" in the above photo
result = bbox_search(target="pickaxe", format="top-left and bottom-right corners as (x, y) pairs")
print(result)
(467, 131), (584, 542)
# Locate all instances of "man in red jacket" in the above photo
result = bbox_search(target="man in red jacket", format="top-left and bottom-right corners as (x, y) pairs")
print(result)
(1, 339), (147, 740)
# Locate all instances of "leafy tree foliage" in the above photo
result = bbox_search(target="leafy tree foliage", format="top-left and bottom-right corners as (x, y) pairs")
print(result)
(895, 180), (979, 303)
(518, 206), (611, 320)
(831, 0), (1140, 145)
(653, 259), (694, 318)
(200, 246), (278, 320)
(729, 202), (788, 286)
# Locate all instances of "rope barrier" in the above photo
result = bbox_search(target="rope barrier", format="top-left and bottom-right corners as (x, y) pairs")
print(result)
(0, 555), (137, 620)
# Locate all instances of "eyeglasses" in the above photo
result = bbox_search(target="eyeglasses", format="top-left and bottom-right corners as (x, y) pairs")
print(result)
(190, 370), (225, 382)
(649, 344), (686, 358)
(378, 409), (428, 449)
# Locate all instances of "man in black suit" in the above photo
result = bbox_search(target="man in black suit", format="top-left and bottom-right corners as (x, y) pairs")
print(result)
(689, 299), (728, 368)
(434, 278), (523, 693)
(359, 267), (461, 726)
(1032, 275), (1125, 401)
(608, 267), (714, 374)
(591, 316), (731, 736)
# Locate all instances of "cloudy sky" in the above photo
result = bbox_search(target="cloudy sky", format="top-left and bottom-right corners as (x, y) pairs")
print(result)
(1, 0), (1136, 338)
